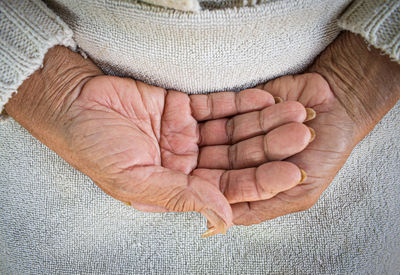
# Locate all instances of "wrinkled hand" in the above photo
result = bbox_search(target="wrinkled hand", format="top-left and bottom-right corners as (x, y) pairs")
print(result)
(231, 31), (400, 226)
(62, 76), (316, 236)
(4, 46), (314, 236)
(230, 73), (355, 225)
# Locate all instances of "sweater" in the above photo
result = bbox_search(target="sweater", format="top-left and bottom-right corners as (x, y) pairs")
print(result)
(0, 0), (399, 113)
(0, 1), (400, 274)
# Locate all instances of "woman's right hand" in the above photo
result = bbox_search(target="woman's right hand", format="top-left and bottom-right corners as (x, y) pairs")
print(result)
(5, 46), (314, 236)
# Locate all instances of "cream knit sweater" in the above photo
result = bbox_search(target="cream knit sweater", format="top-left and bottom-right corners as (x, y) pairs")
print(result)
(0, 0), (399, 113)
(1, 1), (400, 274)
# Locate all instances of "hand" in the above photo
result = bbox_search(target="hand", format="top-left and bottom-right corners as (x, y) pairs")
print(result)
(231, 32), (400, 225)
(5, 46), (315, 236)
(230, 72), (354, 225)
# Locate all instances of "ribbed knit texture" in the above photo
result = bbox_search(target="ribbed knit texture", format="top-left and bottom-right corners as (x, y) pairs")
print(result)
(0, 0), (75, 116)
(338, 0), (400, 63)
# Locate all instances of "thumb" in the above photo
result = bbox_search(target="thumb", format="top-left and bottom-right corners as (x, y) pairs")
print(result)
(115, 166), (233, 237)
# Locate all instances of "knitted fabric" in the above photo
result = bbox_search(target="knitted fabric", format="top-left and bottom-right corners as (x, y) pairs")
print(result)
(1, 0), (400, 113)
(0, 0), (75, 115)
(338, 0), (400, 62)
(140, 0), (201, 11)
(45, 0), (349, 95)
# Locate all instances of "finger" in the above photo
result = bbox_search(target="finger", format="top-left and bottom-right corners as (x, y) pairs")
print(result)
(113, 166), (233, 236)
(261, 73), (333, 107)
(160, 90), (199, 174)
(224, 162), (306, 204)
(193, 162), (305, 205)
(198, 122), (314, 170)
(231, 182), (322, 226)
(190, 88), (274, 121)
(199, 101), (315, 146)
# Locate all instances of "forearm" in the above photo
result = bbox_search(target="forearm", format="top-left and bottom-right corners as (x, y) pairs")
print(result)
(310, 31), (400, 141)
(5, 46), (102, 147)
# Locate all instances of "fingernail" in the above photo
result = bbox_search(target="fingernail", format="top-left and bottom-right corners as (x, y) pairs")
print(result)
(123, 201), (131, 206)
(308, 127), (316, 143)
(274, 97), (283, 104)
(201, 227), (217, 238)
(305, 108), (316, 122)
(202, 209), (229, 237)
(299, 168), (307, 184)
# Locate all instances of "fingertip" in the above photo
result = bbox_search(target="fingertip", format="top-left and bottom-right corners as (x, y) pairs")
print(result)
(237, 88), (275, 112)
(201, 208), (232, 237)
(265, 122), (311, 160)
(255, 161), (303, 196)
(262, 101), (307, 125)
(284, 101), (308, 122)
(189, 176), (233, 235)
(201, 227), (217, 238)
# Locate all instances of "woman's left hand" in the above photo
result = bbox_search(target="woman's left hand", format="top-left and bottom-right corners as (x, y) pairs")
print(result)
(229, 32), (400, 226)
(229, 72), (356, 225)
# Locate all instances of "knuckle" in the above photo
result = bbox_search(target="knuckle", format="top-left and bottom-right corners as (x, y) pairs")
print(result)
(226, 118), (234, 144)
(247, 147), (266, 164)
(234, 91), (241, 112)
(228, 144), (238, 169)
(263, 134), (270, 159)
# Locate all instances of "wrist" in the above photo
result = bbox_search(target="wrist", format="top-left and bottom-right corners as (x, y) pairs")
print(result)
(310, 31), (400, 142)
(5, 46), (103, 144)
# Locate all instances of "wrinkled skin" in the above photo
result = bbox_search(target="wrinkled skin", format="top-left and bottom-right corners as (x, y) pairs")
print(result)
(231, 73), (358, 225)
(5, 33), (399, 235)
(61, 75), (313, 234)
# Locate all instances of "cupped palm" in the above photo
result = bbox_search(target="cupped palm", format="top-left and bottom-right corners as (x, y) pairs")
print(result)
(61, 76), (311, 234)
(232, 73), (358, 225)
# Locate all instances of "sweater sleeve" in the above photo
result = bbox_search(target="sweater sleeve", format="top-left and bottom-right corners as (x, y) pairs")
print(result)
(0, 0), (76, 118)
(139, 0), (200, 12)
(338, 0), (400, 63)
